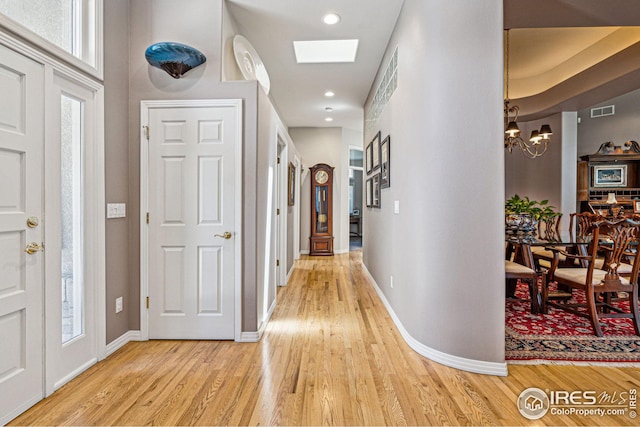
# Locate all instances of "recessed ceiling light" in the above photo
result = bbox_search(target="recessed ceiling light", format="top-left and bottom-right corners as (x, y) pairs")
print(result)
(322, 13), (341, 25)
(325, 91), (335, 97)
(325, 107), (333, 112)
(325, 117), (334, 122)
(293, 39), (359, 63)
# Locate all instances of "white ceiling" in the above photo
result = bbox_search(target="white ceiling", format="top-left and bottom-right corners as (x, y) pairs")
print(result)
(226, 0), (640, 130)
(226, 0), (404, 131)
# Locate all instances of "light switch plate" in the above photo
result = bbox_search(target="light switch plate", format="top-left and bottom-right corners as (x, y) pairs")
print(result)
(107, 203), (126, 219)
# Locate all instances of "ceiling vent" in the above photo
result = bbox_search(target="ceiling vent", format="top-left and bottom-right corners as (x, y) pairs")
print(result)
(591, 105), (615, 118)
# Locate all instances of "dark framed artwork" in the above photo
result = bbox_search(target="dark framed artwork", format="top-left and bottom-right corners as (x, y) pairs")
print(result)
(366, 141), (373, 174)
(380, 135), (390, 188)
(366, 177), (373, 207)
(287, 162), (296, 206)
(372, 173), (381, 208)
(372, 131), (381, 171)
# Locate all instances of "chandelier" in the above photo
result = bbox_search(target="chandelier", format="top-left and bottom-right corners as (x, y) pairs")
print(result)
(504, 30), (552, 159)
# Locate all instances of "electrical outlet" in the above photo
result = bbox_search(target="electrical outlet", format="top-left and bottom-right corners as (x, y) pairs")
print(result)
(115, 297), (123, 313)
(390, 275), (394, 289)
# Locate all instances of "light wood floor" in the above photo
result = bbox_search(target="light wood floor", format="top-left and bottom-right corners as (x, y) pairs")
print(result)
(11, 251), (640, 426)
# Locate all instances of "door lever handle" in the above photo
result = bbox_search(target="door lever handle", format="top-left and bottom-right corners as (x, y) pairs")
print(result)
(214, 232), (233, 240)
(25, 242), (45, 254)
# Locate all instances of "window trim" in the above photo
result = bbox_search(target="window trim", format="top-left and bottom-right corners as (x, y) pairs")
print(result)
(0, 0), (103, 79)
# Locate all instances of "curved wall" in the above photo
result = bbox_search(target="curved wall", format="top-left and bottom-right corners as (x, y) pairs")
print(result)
(362, 0), (506, 375)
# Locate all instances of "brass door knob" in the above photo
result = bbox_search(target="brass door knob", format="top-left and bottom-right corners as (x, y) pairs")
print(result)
(214, 232), (233, 240)
(25, 242), (45, 254)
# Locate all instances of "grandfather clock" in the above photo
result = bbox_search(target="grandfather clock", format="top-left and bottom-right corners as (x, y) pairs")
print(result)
(309, 163), (334, 256)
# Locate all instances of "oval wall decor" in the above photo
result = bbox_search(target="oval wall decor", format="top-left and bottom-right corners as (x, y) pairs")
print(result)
(145, 42), (206, 79)
(233, 35), (270, 94)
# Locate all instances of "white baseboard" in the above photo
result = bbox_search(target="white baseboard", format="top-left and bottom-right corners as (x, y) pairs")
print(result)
(238, 331), (260, 342)
(104, 330), (142, 359)
(53, 357), (98, 392)
(238, 298), (277, 343)
(299, 249), (350, 255)
(285, 265), (294, 285)
(360, 263), (508, 377)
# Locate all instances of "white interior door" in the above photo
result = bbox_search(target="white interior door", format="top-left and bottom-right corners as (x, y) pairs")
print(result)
(44, 72), (100, 394)
(146, 102), (241, 339)
(0, 44), (44, 424)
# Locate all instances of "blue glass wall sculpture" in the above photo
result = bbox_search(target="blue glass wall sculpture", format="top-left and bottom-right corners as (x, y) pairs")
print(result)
(145, 42), (206, 79)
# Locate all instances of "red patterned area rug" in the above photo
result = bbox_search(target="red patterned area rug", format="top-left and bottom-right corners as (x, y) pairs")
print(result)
(506, 284), (640, 364)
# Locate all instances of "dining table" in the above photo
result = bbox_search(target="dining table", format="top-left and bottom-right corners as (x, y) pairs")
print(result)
(506, 234), (591, 269)
(505, 234), (592, 313)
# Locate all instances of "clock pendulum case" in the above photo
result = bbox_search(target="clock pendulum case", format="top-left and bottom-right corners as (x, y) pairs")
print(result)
(309, 163), (334, 256)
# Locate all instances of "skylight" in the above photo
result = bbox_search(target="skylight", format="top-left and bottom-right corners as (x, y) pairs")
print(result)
(293, 40), (359, 63)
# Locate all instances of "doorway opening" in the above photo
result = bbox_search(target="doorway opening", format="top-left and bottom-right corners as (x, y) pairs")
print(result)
(348, 146), (363, 251)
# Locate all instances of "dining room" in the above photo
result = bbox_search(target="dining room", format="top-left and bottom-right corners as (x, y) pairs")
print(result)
(504, 83), (640, 364)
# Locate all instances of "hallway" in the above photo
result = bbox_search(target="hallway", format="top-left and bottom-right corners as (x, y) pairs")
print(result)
(11, 252), (639, 426)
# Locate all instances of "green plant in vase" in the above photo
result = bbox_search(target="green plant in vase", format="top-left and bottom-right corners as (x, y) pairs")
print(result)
(505, 194), (558, 236)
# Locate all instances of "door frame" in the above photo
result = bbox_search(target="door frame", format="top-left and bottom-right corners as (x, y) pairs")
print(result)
(292, 154), (301, 261)
(276, 136), (287, 287)
(139, 99), (243, 341)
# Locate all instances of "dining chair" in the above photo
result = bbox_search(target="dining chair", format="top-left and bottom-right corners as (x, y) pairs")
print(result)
(531, 213), (563, 269)
(505, 260), (543, 314)
(569, 212), (634, 274)
(546, 217), (640, 337)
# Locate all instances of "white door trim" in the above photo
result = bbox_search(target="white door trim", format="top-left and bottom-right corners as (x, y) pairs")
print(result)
(276, 137), (287, 287)
(140, 99), (243, 341)
(292, 154), (301, 261)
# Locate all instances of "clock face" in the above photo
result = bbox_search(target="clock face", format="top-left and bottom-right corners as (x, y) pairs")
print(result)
(315, 170), (329, 184)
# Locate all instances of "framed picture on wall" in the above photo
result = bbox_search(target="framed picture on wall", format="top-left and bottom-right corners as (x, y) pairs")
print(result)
(366, 140), (373, 174)
(372, 131), (381, 171)
(380, 135), (390, 188)
(287, 162), (295, 206)
(366, 177), (373, 207)
(593, 165), (627, 187)
(372, 173), (381, 208)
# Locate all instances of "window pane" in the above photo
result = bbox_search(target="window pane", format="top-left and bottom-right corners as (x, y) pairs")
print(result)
(349, 148), (363, 168)
(61, 94), (84, 344)
(0, 0), (76, 54)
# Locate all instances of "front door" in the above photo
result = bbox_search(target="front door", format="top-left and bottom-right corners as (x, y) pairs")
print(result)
(0, 44), (44, 424)
(146, 101), (241, 339)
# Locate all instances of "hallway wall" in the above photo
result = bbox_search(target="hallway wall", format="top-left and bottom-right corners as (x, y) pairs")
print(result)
(362, 0), (506, 373)
(104, 0), (130, 342)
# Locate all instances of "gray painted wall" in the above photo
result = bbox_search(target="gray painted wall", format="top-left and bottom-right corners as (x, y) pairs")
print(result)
(505, 115), (564, 211)
(102, 0), (286, 342)
(104, 0), (130, 343)
(577, 88), (640, 157)
(362, 0), (505, 365)
(505, 113), (579, 230)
